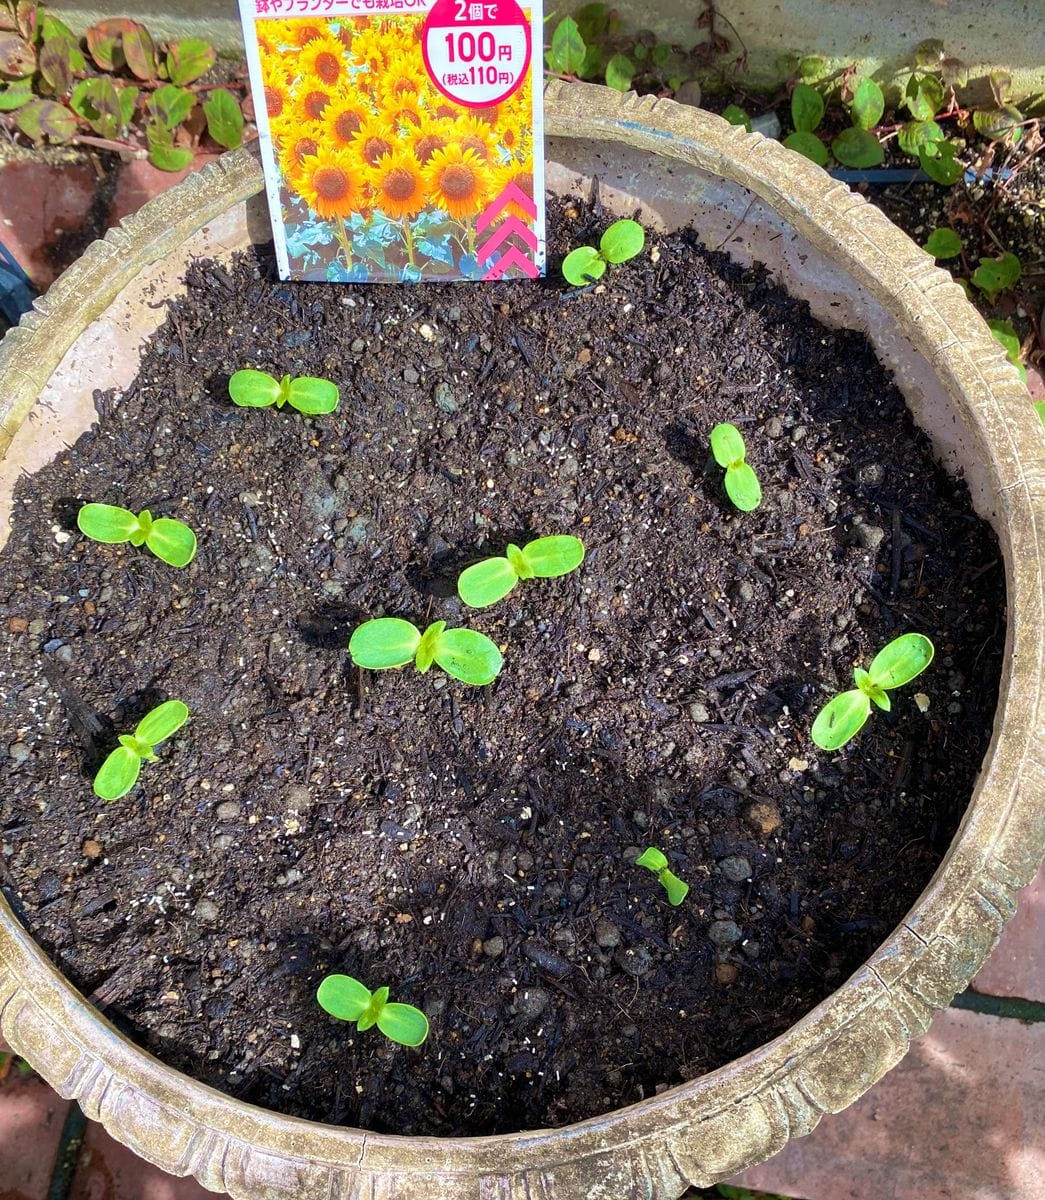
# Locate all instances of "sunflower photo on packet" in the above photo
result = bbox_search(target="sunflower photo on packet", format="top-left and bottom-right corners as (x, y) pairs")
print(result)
(238, 0), (546, 284)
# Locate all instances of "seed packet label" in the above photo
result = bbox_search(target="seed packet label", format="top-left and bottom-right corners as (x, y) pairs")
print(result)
(238, 0), (545, 284)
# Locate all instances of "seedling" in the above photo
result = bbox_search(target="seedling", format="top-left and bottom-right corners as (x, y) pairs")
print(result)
(710, 423), (761, 511)
(77, 503), (197, 567)
(349, 618), (502, 685)
(317, 974), (429, 1046)
(635, 847), (689, 906)
(93, 699), (189, 801)
(811, 633), (934, 751)
(561, 219), (645, 286)
(228, 369), (339, 415)
(457, 535), (585, 609)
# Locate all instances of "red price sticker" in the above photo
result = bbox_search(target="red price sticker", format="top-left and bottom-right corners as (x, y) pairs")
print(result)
(422, 0), (532, 109)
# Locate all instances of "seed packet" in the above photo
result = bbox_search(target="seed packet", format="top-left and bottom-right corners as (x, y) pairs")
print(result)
(238, 0), (545, 284)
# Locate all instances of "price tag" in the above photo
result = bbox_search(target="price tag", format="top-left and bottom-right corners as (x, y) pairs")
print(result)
(422, 0), (532, 109)
(238, 0), (545, 285)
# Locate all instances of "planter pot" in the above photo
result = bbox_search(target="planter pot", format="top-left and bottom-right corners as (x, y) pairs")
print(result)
(1, 81), (1043, 1199)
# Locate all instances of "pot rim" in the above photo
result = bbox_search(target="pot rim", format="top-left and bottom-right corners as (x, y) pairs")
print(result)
(0, 81), (1042, 1196)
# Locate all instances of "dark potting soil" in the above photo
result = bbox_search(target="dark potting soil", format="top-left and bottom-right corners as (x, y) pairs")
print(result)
(0, 197), (1003, 1136)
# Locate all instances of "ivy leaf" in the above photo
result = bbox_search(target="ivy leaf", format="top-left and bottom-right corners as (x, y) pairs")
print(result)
(605, 53), (635, 92)
(783, 130), (828, 166)
(791, 82), (824, 133)
(904, 73), (944, 122)
(919, 140), (962, 185)
(203, 87), (243, 148)
(831, 127), (884, 167)
(972, 106), (1024, 145)
(897, 119), (944, 156)
(548, 17), (585, 76)
(0, 32), (35, 77)
(166, 37), (216, 86)
(971, 252), (1021, 302)
(850, 78), (884, 130)
(122, 22), (157, 81)
(16, 97), (77, 142)
(923, 227), (962, 259)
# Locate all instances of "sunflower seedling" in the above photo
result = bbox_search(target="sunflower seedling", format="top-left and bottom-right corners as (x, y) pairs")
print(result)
(635, 847), (689, 906)
(457, 535), (585, 609)
(349, 618), (502, 685)
(811, 633), (934, 751)
(710, 423), (761, 511)
(317, 974), (429, 1046)
(562, 218), (645, 286)
(93, 700), (189, 801)
(228, 369), (339, 415)
(77, 503), (197, 568)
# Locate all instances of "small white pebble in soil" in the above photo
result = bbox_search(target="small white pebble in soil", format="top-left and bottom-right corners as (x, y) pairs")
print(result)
(914, 692), (931, 713)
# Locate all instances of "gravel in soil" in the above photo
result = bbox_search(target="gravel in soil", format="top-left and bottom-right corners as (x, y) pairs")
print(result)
(0, 198), (1003, 1136)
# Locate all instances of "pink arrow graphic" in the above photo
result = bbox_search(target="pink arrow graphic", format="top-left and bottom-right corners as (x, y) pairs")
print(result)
(477, 181), (538, 234)
(476, 215), (539, 263)
(482, 245), (539, 280)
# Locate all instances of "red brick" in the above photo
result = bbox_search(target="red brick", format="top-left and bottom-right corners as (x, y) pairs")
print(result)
(971, 862), (1045, 1001)
(0, 160), (98, 290)
(0, 1071), (69, 1199)
(730, 1006), (1045, 1200)
(109, 154), (223, 226)
(69, 1119), (212, 1200)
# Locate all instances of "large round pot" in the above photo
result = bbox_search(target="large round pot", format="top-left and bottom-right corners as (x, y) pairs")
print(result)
(1, 82), (1042, 1199)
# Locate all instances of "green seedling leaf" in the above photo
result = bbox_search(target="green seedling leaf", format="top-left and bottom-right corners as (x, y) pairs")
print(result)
(0, 79), (33, 110)
(166, 37), (216, 86)
(16, 98), (78, 143)
(349, 618), (422, 670)
(810, 688), (871, 751)
(414, 620), (444, 673)
(561, 245), (605, 286)
(850, 78), (884, 130)
(831, 127), (884, 168)
(599, 218), (644, 264)
(228, 368), (281, 407)
(431, 627), (502, 685)
(791, 82), (824, 133)
(636, 846), (689, 906)
(905, 73), (944, 122)
(548, 17), (585, 75)
(149, 83), (195, 129)
(202, 86), (243, 149)
(783, 130), (828, 166)
(286, 375), (339, 414)
(919, 140), (962, 185)
(93, 745), (141, 801)
(710, 422), (746, 468)
(924, 228), (963, 259)
(356, 986), (388, 1031)
(520, 534), (585, 577)
(457, 556), (519, 608)
(317, 974), (372, 1021)
(377, 1003), (430, 1046)
(77, 503), (141, 543)
(145, 517), (197, 567)
(721, 104), (751, 132)
(867, 632), (934, 689)
(0, 33), (35, 77)
(122, 22), (157, 81)
(605, 53), (635, 92)
(724, 462), (762, 512)
(987, 319), (1027, 383)
(897, 119), (945, 156)
(134, 699), (189, 746)
(971, 252), (1021, 302)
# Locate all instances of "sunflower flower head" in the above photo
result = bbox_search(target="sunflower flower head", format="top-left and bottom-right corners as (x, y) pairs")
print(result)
(424, 144), (492, 220)
(297, 146), (363, 219)
(368, 148), (427, 220)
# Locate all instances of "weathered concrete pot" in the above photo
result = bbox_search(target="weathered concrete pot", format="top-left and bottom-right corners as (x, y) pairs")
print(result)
(1, 82), (1043, 1199)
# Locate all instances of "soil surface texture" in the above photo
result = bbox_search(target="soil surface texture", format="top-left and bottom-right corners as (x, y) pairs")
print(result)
(0, 198), (1003, 1136)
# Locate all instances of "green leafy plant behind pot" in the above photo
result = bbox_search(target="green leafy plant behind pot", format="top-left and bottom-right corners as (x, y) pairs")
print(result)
(635, 846), (689, 905)
(709, 423), (762, 511)
(77, 503), (197, 567)
(94, 699), (189, 800)
(228, 369), (339, 415)
(349, 618), (502, 685)
(317, 974), (429, 1046)
(457, 535), (585, 608)
(562, 219), (645, 286)
(811, 633), (934, 751)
